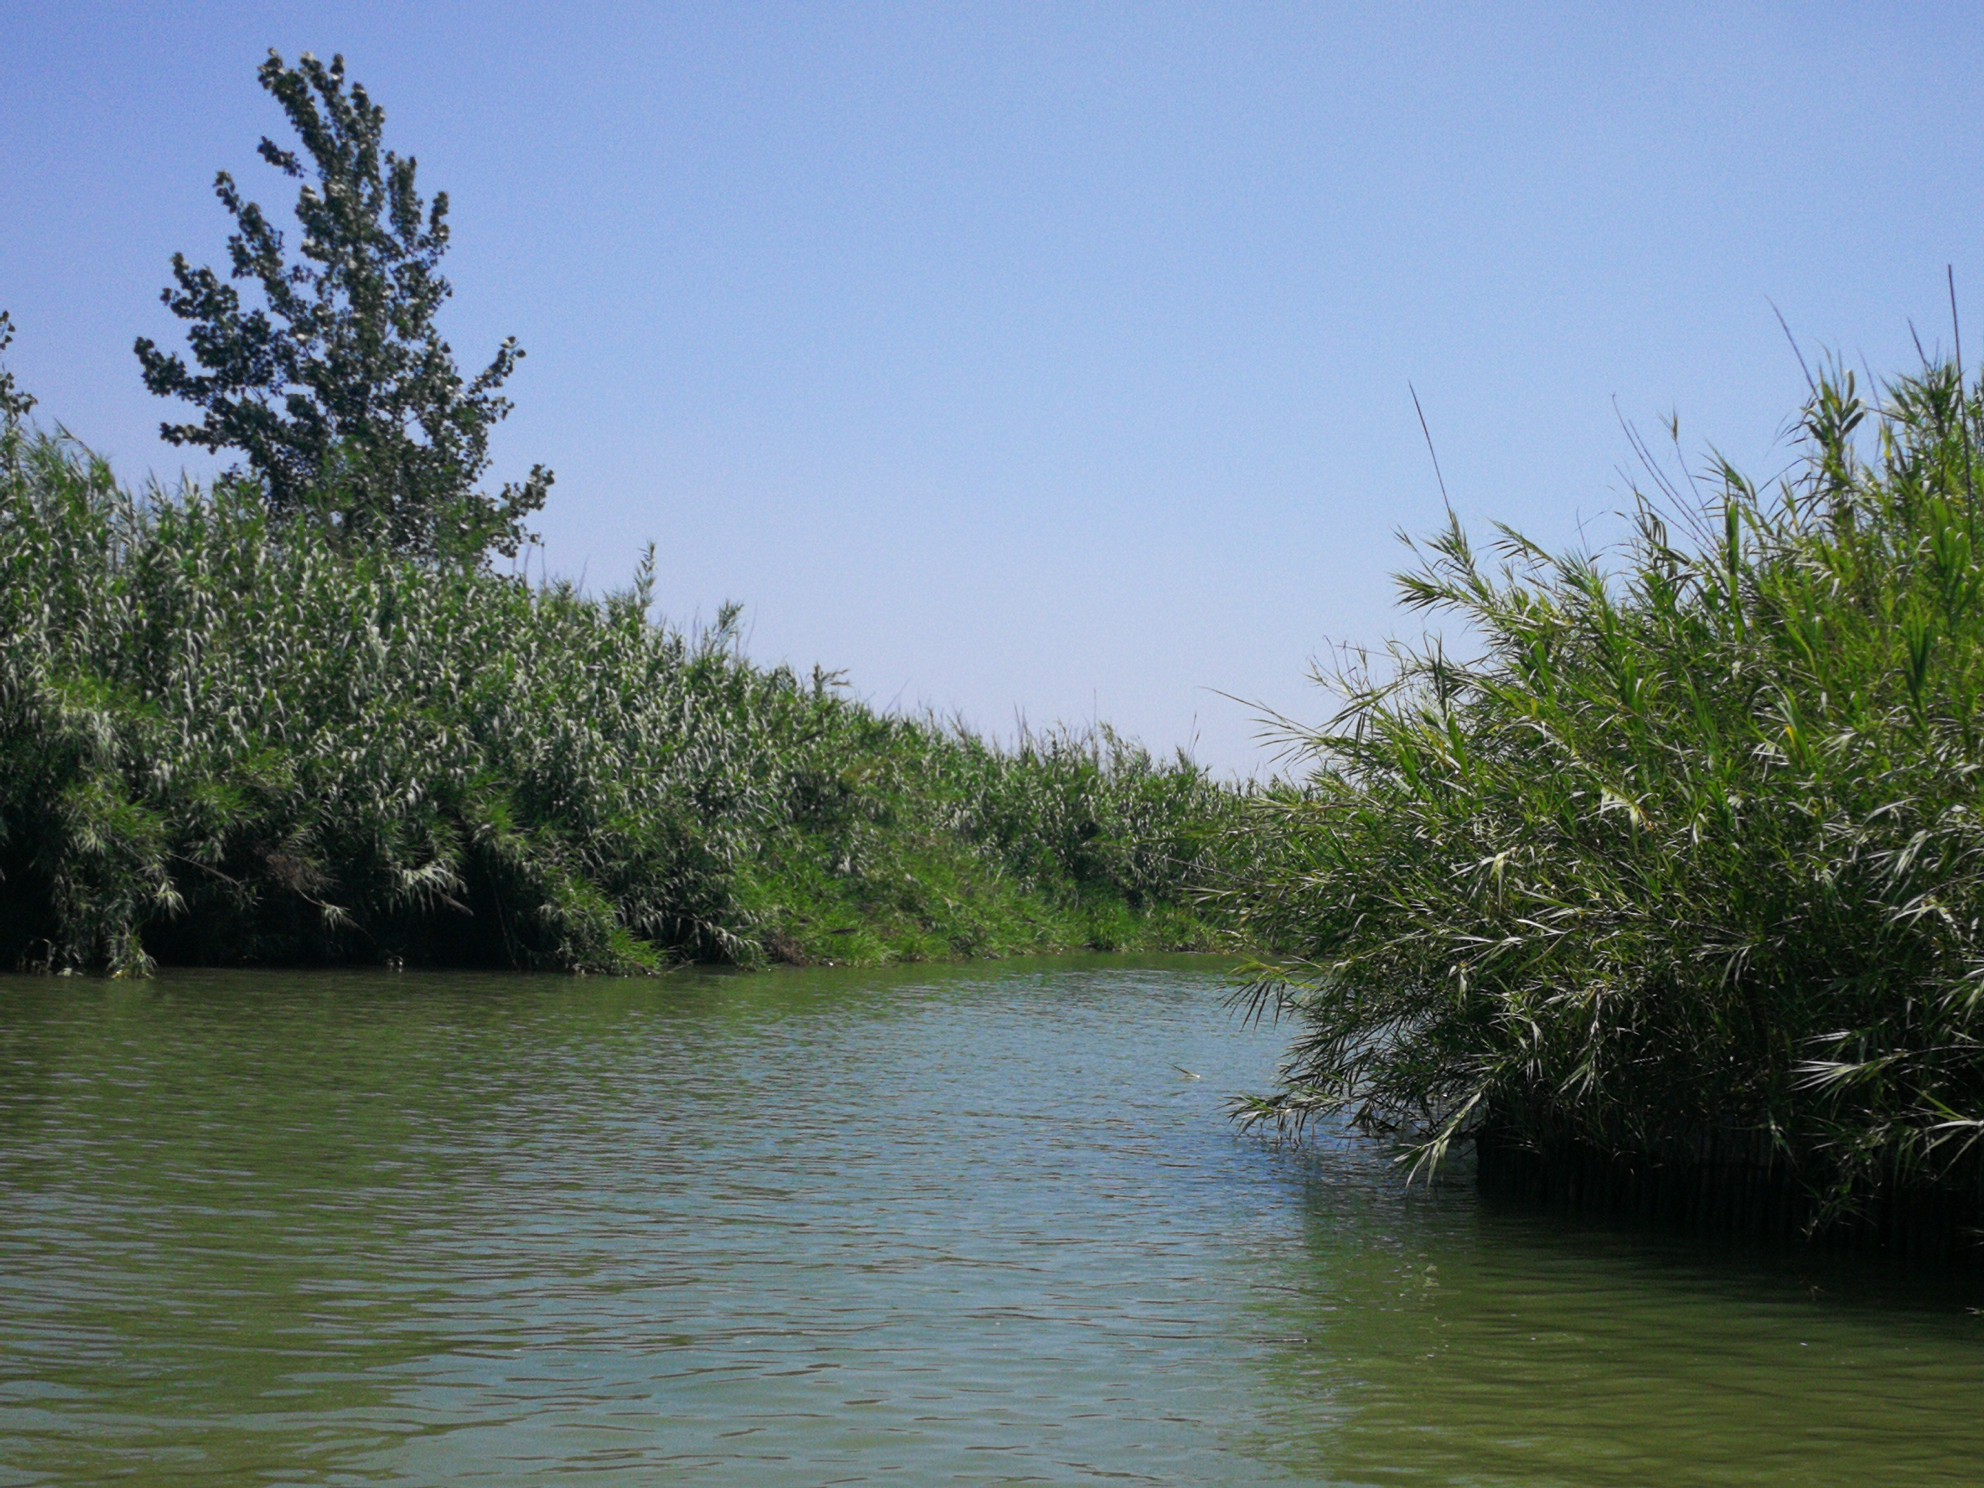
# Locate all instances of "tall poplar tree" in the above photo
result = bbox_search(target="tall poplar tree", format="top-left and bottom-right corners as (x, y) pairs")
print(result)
(136, 51), (550, 562)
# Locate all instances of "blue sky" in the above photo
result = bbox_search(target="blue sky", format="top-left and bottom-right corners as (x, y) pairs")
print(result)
(3, 3), (1981, 773)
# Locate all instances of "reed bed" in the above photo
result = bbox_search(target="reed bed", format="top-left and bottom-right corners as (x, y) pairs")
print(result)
(0, 424), (1240, 975)
(1230, 360), (1984, 1229)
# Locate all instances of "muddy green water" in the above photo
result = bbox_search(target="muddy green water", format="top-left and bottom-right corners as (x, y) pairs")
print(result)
(1, 958), (1980, 1486)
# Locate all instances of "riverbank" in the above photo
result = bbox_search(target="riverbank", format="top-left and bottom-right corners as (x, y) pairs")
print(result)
(0, 425), (1249, 976)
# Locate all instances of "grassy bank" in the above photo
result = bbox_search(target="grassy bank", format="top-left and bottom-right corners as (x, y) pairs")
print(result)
(0, 424), (1244, 976)
(1229, 359), (1984, 1238)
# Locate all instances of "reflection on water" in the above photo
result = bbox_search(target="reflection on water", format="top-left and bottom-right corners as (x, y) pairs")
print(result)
(0, 958), (1978, 1485)
(1247, 1155), (1984, 1486)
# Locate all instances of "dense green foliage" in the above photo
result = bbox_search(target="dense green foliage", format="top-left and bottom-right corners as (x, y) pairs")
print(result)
(1232, 361), (1984, 1220)
(0, 425), (1239, 976)
(135, 51), (550, 563)
(3, 52), (1248, 981)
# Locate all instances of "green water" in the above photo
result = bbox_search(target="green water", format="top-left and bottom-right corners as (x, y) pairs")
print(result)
(0, 958), (1979, 1485)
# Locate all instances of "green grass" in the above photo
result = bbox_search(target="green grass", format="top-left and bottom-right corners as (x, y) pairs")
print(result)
(0, 421), (1245, 976)
(1226, 357), (1984, 1228)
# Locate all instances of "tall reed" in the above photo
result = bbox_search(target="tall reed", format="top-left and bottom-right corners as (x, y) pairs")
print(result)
(0, 425), (1240, 975)
(1230, 359), (1984, 1225)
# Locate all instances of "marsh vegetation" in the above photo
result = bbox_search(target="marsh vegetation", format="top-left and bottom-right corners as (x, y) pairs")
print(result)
(0, 425), (1239, 975)
(1230, 356), (1984, 1239)
(0, 53), (1246, 977)
(10, 44), (1984, 1255)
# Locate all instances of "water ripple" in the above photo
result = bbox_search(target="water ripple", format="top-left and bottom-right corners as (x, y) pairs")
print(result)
(0, 959), (1980, 1485)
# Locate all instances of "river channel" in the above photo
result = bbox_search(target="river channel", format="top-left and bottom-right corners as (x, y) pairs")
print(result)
(1, 956), (1980, 1485)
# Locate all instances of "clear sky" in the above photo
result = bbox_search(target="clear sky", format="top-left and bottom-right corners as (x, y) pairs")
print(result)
(4, 3), (1981, 774)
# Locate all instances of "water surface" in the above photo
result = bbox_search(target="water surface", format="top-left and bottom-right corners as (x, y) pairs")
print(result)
(1, 958), (1979, 1485)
